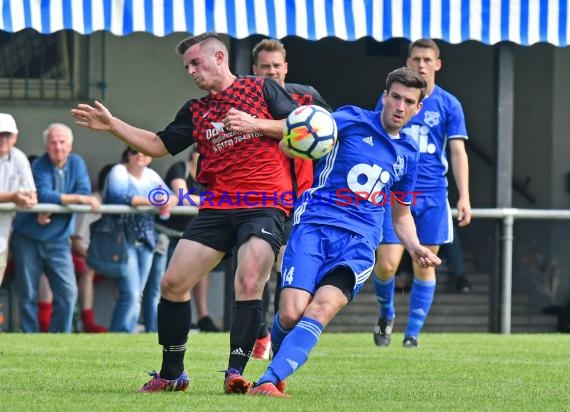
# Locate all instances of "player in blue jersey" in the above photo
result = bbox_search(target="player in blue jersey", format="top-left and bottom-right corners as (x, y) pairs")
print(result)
(250, 38), (332, 360)
(249, 67), (441, 397)
(372, 39), (472, 348)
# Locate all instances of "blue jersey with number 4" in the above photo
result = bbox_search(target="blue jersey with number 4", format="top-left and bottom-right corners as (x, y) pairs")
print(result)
(293, 105), (419, 247)
(375, 85), (467, 192)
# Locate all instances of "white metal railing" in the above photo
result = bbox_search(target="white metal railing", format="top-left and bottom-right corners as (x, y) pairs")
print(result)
(0, 204), (199, 215)
(453, 208), (570, 334)
(2, 204), (569, 334)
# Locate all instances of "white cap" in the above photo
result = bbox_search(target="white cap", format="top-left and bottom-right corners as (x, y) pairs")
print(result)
(0, 113), (18, 134)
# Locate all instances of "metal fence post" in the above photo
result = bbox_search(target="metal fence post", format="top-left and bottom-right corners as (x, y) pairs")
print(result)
(500, 212), (515, 334)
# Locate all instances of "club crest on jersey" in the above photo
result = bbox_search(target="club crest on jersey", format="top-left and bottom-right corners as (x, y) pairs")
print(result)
(393, 156), (404, 177)
(424, 111), (440, 127)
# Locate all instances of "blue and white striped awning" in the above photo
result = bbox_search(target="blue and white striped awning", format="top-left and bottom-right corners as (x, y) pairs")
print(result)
(0, 0), (568, 46)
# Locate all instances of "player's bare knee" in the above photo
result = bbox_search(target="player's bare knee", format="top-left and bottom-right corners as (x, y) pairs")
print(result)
(160, 274), (184, 297)
(234, 273), (262, 296)
(376, 259), (399, 278)
(278, 306), (303, 329)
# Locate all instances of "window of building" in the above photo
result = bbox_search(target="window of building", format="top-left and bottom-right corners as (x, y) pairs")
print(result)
(0, 29), (91, 100)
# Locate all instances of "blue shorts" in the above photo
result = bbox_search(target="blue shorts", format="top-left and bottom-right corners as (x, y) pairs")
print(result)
(280, 223), (375, 300)
(381, 192), (453, 245)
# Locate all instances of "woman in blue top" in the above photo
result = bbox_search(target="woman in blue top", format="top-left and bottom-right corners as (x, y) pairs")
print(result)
(105, 147), (177, 333)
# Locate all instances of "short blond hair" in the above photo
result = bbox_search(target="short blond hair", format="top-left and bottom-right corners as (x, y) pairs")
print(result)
(252, 39), (287, 64)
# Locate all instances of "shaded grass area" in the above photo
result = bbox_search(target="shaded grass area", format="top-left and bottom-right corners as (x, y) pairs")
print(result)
(1, 333), (569, 411)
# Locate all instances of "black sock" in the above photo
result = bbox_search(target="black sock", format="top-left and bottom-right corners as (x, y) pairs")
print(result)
(273, 271), (282, 315)
(228, 300), (262, 374)
(258, 283), (271, 339)
(157, 298), (191, 380)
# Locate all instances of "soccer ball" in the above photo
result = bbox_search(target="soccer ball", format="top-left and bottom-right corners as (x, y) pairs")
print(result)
(283, 105), (337, 160)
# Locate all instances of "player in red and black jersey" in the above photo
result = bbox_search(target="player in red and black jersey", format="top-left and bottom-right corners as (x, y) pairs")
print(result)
(251, 38), (332, 363)
(159, 75), (297, 212)
(72, 32), (298, 394)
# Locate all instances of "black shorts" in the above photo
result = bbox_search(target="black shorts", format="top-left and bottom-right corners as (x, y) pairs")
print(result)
(181, 208), (286, 258)
(282, 217), (293, 245)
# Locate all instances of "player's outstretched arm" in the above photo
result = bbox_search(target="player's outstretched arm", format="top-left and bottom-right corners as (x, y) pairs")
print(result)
(391, 201), (441, 269)
(71, 100), (168, 158)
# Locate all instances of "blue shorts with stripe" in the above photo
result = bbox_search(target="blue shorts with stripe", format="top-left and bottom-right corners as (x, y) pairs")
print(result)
(381, 191), (453, 245)
(280, 223), (375, 300)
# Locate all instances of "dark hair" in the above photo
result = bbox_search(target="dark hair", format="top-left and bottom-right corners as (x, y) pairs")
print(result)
(252, 39), (286, 64)
(96, 163), (114, 192)
(120, 146), (139, 163)
(385, 67), (427, 102)
(176, 32), (225, 55)
(408, 38), (440, 58)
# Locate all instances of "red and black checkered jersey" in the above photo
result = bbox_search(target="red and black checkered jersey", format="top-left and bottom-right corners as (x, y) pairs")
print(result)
(285, 83), (331, 112)
(284, 83), (332, 197)
(157, 76), (298, 213)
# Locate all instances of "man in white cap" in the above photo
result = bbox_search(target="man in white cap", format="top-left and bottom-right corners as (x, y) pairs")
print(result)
(0, 113), (37, 286)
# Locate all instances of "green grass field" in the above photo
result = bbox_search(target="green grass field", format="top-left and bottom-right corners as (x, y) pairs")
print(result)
(1, 333), (569, 411)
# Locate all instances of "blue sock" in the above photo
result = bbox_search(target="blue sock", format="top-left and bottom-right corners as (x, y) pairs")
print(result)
(373, 274), (395, 320)
(405, 278), (436, 338)
(258, 316), (324, 385)
(270, 312), (290, 357)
